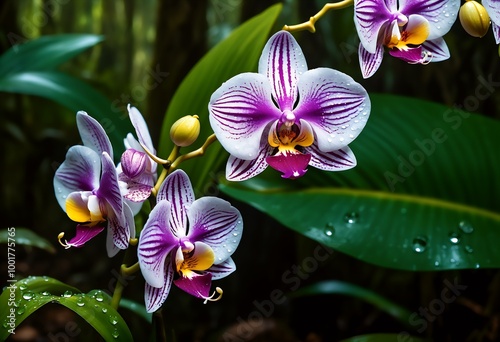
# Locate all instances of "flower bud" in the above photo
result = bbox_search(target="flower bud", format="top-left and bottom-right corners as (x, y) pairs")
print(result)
(170, 115), (200, 147)
(459, 0), (490, 38)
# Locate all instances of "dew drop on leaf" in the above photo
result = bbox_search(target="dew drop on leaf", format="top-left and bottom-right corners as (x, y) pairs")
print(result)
(22, 291), (34, 300)
(412, 236), (427, 253)
(458, 221), (474, 234)
(344, 212), (359, 225)
(448, 232), (461, 244)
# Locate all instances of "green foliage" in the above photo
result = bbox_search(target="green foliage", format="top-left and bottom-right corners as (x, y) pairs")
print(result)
(339, 333), (429, 342)
(0, 227), (55, 254)
(0, 34), (133, 157)
(0, 277), (133, 342)
(157, 4), (283, 194)
(220, 93), (500, 271)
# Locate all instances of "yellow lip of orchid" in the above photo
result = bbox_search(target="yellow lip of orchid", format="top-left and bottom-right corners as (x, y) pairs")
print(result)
(175, 241), (215, 279)
(65, 192), (106, 226)
(386, 14), (430, 50)
(268, 119), (315, 153)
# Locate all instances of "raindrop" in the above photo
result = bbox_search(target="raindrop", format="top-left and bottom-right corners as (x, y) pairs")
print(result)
(19, 284), (27, 291)
(22, 291), (34, 300)
(17, 307), (26, 315)
(76, 296), (85, 307)
(232, 232), (238, 237)
(412, 236), (427, 253)
(63, 290), (73, 298)
(102, 307), (108, 314)
(227, 248), (232, 253)
(94, 291), (104, 302)
(458, 221), (474, 234)
(112, 329), (120, 339)
(41, 291), (51, 296)
(475, 263), (480, 269)
(324, 223), (334, 237)
(109, 315), (118, 325)
(344, 212), (359, 225)
(448, 232), (461, 244)
(434, 261), (440, 267)
(464, 245), (474, 253)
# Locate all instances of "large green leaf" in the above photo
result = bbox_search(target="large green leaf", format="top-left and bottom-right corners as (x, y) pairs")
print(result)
(0, 34), (104, 77)
(0, 227), (56, 254)
(157, 4), (283, 193)
(0, 277), (133, 342)
(220, 94), (500, 271)
(0, 71), (133, 157)
(339, 333), (429, 342)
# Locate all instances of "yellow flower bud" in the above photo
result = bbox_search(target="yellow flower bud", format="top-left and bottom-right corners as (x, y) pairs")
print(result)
(459, 0), (491, 38)
(170, 115), (200, 147)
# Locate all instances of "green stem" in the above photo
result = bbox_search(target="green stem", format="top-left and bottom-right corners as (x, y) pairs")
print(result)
(169, 134), (217, 171)
(283, 0), (354, 33)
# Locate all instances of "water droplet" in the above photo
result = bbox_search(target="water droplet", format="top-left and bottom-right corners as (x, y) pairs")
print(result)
(458, 221), (474, 234)
(232, 232), (238, 237)
(17, 306), (25, 315)
(449, 232), (461, 244)
(109, 315), (118, 325)
(94, 291), (104, 302)
(465, 245), (474, 253)
(22, 291), (34, 300)
(112, 329), (120, 338)
(63, 290), (73, 298)
(41, 291), (51, 296)
(76, 296), (85, 307)
(227, 248), (232, 253)
(102, 307), (108, 314)
(412, 236), (427, 253)
(475, 263), (480, 269)
(434, 261), (440, 267)
(344, 212), (359, 225)
(324, 223), (335, 237)
(19, 284), (27, 291)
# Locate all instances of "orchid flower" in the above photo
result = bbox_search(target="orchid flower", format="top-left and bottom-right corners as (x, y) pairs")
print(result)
(483, 0), (500, 44)
(137, 169), (242, 312)
(209, 30), (370, 181)
(54, 111), (135, 257)
(354, 0), (460, 78)
(117, 105), (157, 212)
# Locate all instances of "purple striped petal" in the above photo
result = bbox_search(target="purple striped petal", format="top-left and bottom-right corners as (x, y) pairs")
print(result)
(484, 1), (500, 43)
(76, 111), (113, 160)
(98, 152), (123, 220)
(127, 105), (156, 155)
(421, 38), (450, 62)
(107, 202), (136, 257)
(399, 0), (460, 39)
(138, 200), (178, 288)
(258, 30), (307, 110)
(157, 169), (194, 237)
(389, 46), (425, 63)
(209, 72), (281, 160)
(186, 197), (243, 264)
(53, 146), (100, 210)
(63, 224), (105, 248)
(307, 145), (357, 171)
(107, 212), (129, 251)
(144, 259), (174, 312)
(174, 272), (212, 299)
(358, 43), (384, 78)
(225, 138), (273, 181)
(209, 258), (236, 280)
(354, 0), (394, 53)
(294, 69), (370, 152)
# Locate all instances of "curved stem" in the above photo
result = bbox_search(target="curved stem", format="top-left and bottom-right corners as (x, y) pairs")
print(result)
(169, 134), (218, 171)
(283, 0), (354, 33)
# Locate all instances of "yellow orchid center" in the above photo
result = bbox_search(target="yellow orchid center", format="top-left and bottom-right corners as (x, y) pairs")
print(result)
(65, 193), (106, 226)
(386, 15), (430, 50)
(175, 242), (215, 279)
(268, 120), (314, 153)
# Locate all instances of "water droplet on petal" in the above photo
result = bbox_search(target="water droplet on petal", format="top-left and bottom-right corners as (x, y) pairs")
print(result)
(458, 221), (474, 234)
(449, 232), (461, 244)
(412, 236), (427, 253)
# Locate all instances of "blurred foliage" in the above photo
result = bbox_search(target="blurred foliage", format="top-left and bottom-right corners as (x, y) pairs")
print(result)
(1, 1), (500, 342)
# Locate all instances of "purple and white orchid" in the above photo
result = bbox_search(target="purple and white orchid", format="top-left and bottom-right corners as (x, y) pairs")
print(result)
(209, 30), (370, 181)
(117, 105), (157, 210)
(354, 0), (460, 78)
(137, 169), (242, 312)
(483, 0), (500, 44)
(54, 111), (134, 257)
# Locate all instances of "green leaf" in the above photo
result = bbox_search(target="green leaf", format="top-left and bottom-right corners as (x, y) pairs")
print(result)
(119, 298), (152, 323)
(291, 280), (413, 327)
(0, 277), (133, 342)
(0, 227), (56, 254)
(220, 94), (500, 271)
(0, 71), (133, 158)
(0, 34), (104, 76)
(157, 4), (283, 193)
(339, 333), (429, 342)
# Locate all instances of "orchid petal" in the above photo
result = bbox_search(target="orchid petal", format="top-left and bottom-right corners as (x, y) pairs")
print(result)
(157, 169), (194, 237)
(421, 38), (450, 61)
(107, 212), (129, 251)
(266, 151), (311, 179)
(259, 30), (307, 110)
(399, 14), (430, 46)
(76, 111), (113, 160)
(187, 197), (243, 264)
(173, 272), (212, 299)
(144, 259), (174, 312)
(54, 146), (100, 210)
(484, 1), (500, 43)
(209, 258), (236, 280)
(122, 182), (153, 203)
(354, 0), (394, 53)
(127, 105), (156, 155)
(65, 191), (95, 223)
(98, 152), (123, 220)
(176, 242), (215, 278)
(107, 202), (136, 257)
(225, 139), (273, 182)
(389, 46), (426, 63)
(307, 145), (357, 171)
(120, 149), (148, 179)
(493, 22), (500, 44)
(358, 43), (384, 79)
(294, 68), (370, 152)
(209, 72), (281, 160)
(399, 0), (460, 39)
(63, 224), (105, 248)
(138, 200), (178, 288)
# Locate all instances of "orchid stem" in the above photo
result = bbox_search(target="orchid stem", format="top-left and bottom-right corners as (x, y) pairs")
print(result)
(169, 134), (218, 171)
(283, 0), (354, 33)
